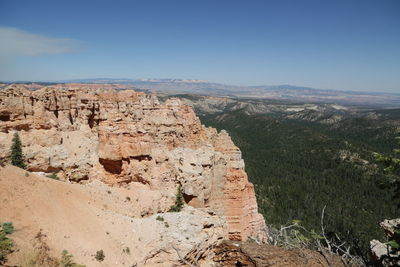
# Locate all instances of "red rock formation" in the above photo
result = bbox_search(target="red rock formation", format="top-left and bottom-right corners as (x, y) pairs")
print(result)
(0, 83), (267, 242)
(213, 130), (267, 242)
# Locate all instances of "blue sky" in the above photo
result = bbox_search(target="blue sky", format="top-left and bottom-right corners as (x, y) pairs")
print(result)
(0, 0), (399, 92)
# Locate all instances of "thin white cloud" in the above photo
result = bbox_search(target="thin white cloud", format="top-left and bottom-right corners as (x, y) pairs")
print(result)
(0, 26), (82, 56)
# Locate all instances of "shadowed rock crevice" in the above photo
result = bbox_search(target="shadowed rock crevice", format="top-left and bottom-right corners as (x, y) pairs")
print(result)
(131, 155), (152, 162)
(68, 111), (74, 125)
(0, 113), (10, 121)
(183, 193), (196, 204)
(88, 104), (97, 128)
(183, 193), (201, 207)
(88, 112), (95, 128)
(99, 158), (123, 174)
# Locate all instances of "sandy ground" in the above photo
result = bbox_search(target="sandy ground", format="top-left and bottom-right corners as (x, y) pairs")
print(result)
(0, 165), (224, 267)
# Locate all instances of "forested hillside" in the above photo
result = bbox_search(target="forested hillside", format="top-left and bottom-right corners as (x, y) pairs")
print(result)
(199, 107), (400, 260)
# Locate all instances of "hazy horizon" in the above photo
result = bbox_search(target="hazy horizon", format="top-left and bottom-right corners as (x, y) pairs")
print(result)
(3, 77), (400, 95)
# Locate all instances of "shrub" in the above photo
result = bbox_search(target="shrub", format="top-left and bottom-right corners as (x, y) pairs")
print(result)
(0, 223), (14, 264)
(59, 250), (74, 267)
(122, 247), (130, 254)
(59, 250), (86, 267)
(10, 132), (26, 169)
(2, 223), (14, 235)
(156, 215), (164, 222)
(46, 173), (59, 180)
(169, 185), (184, 212)
(94, 250), (105, 262)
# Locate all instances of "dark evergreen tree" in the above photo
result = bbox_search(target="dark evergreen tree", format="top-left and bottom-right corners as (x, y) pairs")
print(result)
(169, 185), (184, 212)
(10, 132), (25, 169)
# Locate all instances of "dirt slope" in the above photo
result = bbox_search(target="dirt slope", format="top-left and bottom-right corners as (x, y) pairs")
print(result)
(0, 165), (224, 266)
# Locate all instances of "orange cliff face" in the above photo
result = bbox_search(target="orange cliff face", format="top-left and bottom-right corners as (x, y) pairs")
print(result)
(0, 83), (267, 243)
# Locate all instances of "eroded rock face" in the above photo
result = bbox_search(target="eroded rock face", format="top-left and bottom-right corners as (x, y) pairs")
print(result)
(0, 83), (267, 242)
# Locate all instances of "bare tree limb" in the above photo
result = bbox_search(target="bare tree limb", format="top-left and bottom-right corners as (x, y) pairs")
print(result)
(320, 205), (332, 252)
(172, 245), (198, 267)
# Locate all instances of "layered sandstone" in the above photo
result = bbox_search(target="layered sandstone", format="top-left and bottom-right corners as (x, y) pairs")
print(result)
(0, 83), (267, 243)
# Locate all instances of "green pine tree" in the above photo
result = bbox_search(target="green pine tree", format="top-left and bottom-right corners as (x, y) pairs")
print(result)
(169, 185), (184, 212)
(10, 132), (26, 169)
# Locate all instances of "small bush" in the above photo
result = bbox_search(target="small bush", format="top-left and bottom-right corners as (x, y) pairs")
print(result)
(164, 222), (169, 228)
(168, 185), (184, 212)
(156, 215), (164, 222)
(94, 250), (105, 262)
(122, 247), (130, 255)
(46, 173), (59, 180)
(0, 223), (14, 264)
(2, 223), (14, 235)
(59, 250), (86, 267)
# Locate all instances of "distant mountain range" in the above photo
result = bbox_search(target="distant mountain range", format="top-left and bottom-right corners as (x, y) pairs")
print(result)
(3, 78), (400, 107)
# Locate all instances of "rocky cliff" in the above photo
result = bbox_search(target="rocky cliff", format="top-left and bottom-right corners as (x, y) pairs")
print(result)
(0, 83), (267, 244)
